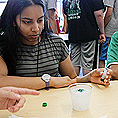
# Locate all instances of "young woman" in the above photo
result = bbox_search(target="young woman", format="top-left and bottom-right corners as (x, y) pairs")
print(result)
(0, 0), (112, 90)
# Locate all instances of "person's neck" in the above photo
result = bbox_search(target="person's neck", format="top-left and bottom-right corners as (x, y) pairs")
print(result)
(21, 36), (41, 45)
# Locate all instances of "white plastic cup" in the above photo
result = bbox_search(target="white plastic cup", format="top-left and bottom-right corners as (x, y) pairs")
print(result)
(68, 83), (93, 111)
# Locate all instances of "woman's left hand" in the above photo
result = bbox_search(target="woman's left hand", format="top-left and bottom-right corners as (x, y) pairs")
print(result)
(89, 68), (113, 86)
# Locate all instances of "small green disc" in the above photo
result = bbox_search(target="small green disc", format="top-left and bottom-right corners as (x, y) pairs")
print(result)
(78, 89), (85, 92)
(42, 102), (47, 107)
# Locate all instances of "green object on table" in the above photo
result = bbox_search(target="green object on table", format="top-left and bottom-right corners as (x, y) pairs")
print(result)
(42, 102), (47, 107)
(74, 88), (85, 92)
(78, 89), (85, 92)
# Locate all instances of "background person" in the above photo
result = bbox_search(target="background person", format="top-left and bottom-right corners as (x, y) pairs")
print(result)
(99, 0), (118, 68)
(62, 9), (68, 34)
(43, 0), (59, 35)
(49, 9), (60, 34)
(63, 0), (106, 76)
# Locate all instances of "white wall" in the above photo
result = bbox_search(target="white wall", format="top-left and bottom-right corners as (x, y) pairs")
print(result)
(0, 2), (7, 16)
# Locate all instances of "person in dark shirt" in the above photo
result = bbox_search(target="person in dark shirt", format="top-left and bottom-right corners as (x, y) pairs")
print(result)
(63, 0), (106, 76)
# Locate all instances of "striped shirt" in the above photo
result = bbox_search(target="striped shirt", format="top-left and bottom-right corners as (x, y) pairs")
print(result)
(13, 35), (69, 77)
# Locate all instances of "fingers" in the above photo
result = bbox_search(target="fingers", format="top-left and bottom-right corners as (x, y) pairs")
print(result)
(103, 69), (112, 80)
(98, 81), (110, 86)
(0, 89), (21, 100)
(94, 76), (110, 86)
(96, 68), (112, 79)
(0, 88), (40, 112)
(104, 78), (110, 83)
(107, 69), (113, 75)
(100, 70), (111, 86)
(101, 79), (110, 86)
(91, 68), (112, 86)
(8, 97), (26, 113)
(16, 88), (40, 95)
(1, 87), (40, 95)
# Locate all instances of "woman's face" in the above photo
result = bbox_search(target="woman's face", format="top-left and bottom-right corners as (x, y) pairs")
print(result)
(16, 5), (44, 45)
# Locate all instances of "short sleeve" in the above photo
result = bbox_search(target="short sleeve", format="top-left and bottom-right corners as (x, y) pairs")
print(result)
(104, 0), (115, 8)
(60, 38), (69, 62)
(107, 31), (118, 67)
(47, 0), (57, 10)
(92, 0), (104, 11)
(49, 34), (69, 63)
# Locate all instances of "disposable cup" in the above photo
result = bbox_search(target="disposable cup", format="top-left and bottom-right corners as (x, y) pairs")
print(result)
(68, 83), (93, 111)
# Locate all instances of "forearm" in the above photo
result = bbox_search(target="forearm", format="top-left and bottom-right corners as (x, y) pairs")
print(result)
(0, 76), (46, 90)
(49, 18), (58, 34)
(94, 10), (104, 34)
(77, 73), (91, 83)
(110, 65), (118, 79)
(96, 16), (104, 34)
(64, 15), (68, 33)
(48, 10), (58, 34)
(59, 56), (77, 79)
(104, 15), (111, 27)
(104, 7), (113, 27)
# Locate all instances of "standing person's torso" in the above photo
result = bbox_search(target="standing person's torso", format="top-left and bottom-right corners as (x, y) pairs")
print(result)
(63, 0), (104, 44)
(104, 0), (118, 37)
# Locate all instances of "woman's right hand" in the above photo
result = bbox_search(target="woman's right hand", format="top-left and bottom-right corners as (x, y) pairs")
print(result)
(50, 76), (77, 88)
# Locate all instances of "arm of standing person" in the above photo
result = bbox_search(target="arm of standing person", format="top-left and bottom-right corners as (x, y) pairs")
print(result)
(94, 9), (106, 43)
(0, 87), (40, 113)
(48, 9), (58, 35)
(62, 9), (68, 34)
(104, 7), (113, 27)
(63, 13), (68, 33)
